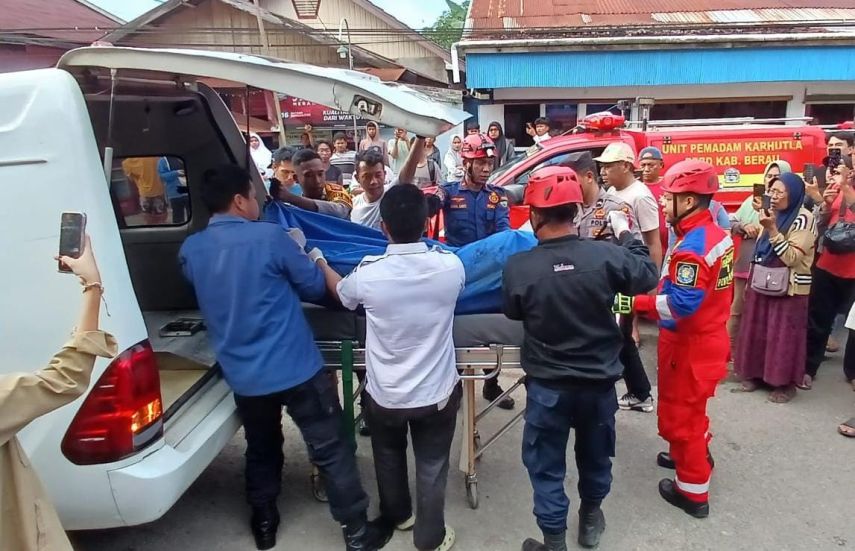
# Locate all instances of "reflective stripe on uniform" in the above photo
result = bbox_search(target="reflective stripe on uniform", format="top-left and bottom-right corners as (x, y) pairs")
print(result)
(704, 235), (734, 267)
(675, 476), (710, 495)
(656, 295), (673, 321)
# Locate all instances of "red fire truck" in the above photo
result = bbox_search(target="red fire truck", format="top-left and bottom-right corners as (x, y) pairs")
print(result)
(488, 113), (829, 228)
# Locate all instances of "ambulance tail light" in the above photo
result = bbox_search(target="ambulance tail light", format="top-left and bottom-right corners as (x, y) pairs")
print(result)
(582, 112), (626, 132)
(62, 340), (163, 465)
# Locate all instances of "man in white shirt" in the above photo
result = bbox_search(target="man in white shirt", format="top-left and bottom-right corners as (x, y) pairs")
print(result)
(351, 138), (424, 230)
(596, 142), (663, 269)
(336, 184), (464, 551)
(331, 132), (358, 189)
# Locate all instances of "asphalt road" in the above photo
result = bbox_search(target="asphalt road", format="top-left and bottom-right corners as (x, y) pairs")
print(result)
(72, 324), (855, 551)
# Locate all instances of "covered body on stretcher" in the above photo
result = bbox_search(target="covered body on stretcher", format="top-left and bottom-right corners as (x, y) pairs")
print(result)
(305, 304), (524, 370)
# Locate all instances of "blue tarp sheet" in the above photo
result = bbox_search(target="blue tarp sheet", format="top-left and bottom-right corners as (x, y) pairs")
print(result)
(262, 202), (537, 315)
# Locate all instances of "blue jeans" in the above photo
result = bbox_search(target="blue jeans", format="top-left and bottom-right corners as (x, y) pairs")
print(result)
(234, 369), (369, 524)
(522, 378), (617, 534)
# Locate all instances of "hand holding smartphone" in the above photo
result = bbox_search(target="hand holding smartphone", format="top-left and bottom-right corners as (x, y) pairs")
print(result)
(828, 148), (843, 170)
(58, 212), (87, 273)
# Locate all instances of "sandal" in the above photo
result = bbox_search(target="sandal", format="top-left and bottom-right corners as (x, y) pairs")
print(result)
(827, 338), (841, 353)
(796, 374), (813, 391)
(768, 386), (796, 404)
(731, 379), (759, 393)
(838, 417), (855, 438)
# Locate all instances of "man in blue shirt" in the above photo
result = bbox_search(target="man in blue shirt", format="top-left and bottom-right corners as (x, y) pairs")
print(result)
(179, 165), (390, 551)
(427, 132), (514, 410)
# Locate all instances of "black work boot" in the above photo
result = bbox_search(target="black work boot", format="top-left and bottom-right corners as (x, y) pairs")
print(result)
(250, 502), (280, 551)
(577, 502), (605, 548)
(521, 531), (568, 551)
(483, 377), (515, 410)
(658, 479), (710, 518)
(342, 515), (394, 551)
(656, 450), (715, 470)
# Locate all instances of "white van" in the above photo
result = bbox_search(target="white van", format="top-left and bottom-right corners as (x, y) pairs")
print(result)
(0, 46), (465, 530)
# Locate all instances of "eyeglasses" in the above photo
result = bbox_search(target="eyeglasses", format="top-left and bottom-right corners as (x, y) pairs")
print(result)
(768, 189), (787, 197)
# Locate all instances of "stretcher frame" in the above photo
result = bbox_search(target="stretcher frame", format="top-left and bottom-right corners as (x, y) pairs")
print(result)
(316, 340), (524, 509)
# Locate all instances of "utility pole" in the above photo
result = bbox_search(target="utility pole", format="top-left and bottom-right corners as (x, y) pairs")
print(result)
(251, 0), (288, 146)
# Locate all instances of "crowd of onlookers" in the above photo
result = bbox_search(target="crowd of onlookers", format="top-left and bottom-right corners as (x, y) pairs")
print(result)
(252, 120), (855, 422)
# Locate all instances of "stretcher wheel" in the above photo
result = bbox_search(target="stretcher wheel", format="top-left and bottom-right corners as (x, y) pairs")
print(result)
(311, 470), (328, 503)
(465, 476), (479, 509)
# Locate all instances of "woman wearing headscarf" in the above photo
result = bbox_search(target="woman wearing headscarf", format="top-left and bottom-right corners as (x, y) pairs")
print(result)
(443, 135), (464, 182)
(248, 132), (272, 181)
(727, 160), (793, 351)
(487, 121), (515, 167)
(734, 172), (816, 403)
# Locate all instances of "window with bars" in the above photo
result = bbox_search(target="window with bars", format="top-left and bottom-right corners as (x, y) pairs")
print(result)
(291, 0), (320, 18)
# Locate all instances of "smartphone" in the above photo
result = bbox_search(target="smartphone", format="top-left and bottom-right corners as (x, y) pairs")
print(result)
(761, 194), (772, 212)
(752, 184), (766, 198)
(803, 164), (815, 183)
(828, 147), (843, 169)
(58, 212), (86, 273)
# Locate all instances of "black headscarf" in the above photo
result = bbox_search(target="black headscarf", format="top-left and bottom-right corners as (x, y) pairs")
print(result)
(488, 121), (511, 163)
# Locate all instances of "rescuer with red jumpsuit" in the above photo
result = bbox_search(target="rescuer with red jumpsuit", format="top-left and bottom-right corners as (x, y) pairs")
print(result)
(619, 159), (734, 518)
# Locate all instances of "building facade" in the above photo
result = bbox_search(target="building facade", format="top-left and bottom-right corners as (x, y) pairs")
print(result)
(457, 1), (855, 148)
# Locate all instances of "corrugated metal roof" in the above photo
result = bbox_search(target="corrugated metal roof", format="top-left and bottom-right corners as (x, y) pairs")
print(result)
(0, 0), (117, 44)
(653, 8), (855, 24)
(468, 0), (855, 33)
(466, 45), (855, 88)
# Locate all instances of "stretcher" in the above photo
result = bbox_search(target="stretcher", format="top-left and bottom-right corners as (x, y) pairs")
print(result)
(147, 306), (525, 509)
(305, 305), (526, 509)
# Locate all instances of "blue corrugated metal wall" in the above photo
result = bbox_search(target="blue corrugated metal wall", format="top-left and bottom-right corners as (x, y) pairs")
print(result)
(467, 46), (855, 89)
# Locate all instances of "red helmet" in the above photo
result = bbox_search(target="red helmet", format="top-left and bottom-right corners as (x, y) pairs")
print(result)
(461, 133), (496, 160)
(524, 166), (584, 208)
(661, 160), (719, 195)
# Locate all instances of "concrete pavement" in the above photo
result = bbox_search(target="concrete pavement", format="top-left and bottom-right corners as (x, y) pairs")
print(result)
(72, 325), (855, 551)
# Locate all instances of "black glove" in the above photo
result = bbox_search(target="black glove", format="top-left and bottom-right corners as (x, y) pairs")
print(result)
(426, 194), (442, 217)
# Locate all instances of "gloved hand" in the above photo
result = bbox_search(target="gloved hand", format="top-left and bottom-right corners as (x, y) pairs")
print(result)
(426, 194), (442, 218)
(308, 247), (325, 263)
(287, 228), (307, 249)
(612, 293), (634, 315)
(607, 211), (631, 238)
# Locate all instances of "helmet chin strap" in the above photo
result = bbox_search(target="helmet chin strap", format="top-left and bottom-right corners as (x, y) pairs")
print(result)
(529, 212), (546, 236)
(671, 195), (699, 230)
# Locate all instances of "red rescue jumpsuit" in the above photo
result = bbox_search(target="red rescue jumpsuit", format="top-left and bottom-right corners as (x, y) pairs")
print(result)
(635, 209), (734, 503)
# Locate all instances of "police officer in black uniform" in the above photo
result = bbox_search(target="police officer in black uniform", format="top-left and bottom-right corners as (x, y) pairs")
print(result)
(502, 166), (659, 551)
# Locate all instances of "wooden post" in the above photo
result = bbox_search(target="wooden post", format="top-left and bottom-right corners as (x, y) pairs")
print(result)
(251, 0), (287, 146)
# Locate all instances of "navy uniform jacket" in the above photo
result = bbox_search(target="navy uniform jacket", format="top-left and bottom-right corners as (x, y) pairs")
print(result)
(436, 181), (510, 247)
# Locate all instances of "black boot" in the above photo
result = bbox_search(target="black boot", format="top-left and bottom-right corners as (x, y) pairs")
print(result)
(483, 378), (515, 410)
(658, 479), (709, 518)
(656, 450), (715, 470)
(250, 503), (280, 551)
(577, 503), (605, 549)
(342, 515), (393, 551)
(521, 531), (567, 551)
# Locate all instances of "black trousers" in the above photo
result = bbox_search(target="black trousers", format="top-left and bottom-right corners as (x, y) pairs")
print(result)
(365, 384), (462, 551)
(805, 266), (855, 378)
(233, 369), (369, 524)
(620, 314), (652, 400)
(846, 329), (855, 382)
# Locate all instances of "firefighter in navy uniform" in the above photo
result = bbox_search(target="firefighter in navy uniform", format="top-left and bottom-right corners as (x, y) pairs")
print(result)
(428, 133), (510, 247)
(621, 160), (735, 518)
(428, 132), (514, 409)
(502, 166), (659, 551)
